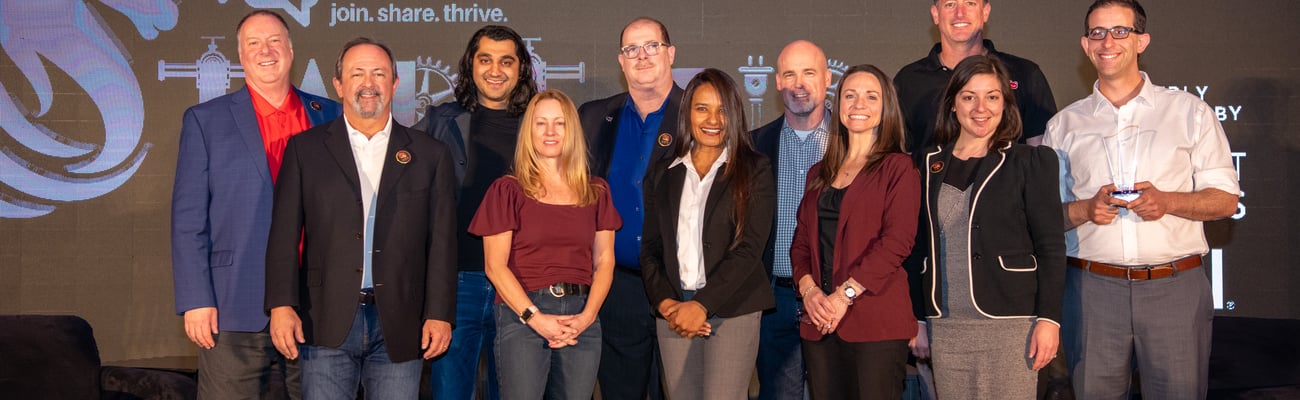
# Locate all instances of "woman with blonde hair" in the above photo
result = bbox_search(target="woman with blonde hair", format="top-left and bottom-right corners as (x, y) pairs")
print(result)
(470, 89), (621, 399)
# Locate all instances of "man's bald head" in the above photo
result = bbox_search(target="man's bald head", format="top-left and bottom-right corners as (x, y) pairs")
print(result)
(775, 40), (832, 122)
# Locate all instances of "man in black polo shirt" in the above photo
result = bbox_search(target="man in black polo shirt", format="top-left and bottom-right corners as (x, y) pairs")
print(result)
(896, 0), (1057, 161)
(411, 25), (537, 400)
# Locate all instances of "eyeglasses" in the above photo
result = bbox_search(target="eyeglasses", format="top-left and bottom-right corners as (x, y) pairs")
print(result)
(620, 41), (669, 58)
(1086, 26), (1142, 40)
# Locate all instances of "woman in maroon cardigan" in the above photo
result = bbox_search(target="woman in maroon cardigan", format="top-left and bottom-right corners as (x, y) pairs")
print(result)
(790, 64), (920, 399)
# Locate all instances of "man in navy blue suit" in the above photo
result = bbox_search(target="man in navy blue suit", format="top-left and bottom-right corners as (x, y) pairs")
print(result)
(170, 10), (340, 399)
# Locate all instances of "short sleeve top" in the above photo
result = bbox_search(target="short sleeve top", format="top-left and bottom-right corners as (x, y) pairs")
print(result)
(469, 176), (622, 296)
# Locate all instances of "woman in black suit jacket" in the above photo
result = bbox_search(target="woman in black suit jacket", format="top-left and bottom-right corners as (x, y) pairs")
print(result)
(640, 68), (776, 400)
(911, 55), (1065, 399)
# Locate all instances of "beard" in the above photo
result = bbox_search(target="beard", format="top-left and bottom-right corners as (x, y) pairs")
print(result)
(350, 88), (388, 119)
(782, 91), (818, 117)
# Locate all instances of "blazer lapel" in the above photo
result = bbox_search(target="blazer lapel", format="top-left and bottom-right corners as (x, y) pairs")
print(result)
(323, 119), (363, 200)
(659, 163), (687, 288)
(648, 85), (685, 165)
(230, 87), (274, 184)
(297, 88), (333, 126)
(375, 122), (412, 215)
(701, 163), (731, 226)
(968, 143), (1009, 210)
(926, 146), (951, 214)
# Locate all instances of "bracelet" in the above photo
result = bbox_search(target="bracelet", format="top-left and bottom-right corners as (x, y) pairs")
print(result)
(800, 285), (817, 299)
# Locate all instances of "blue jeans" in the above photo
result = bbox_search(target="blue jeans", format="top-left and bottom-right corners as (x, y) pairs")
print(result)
(495, 290), (601, 400)
(299, 304), (422, 400)
(429, 271), (498, 400)
(757, 282), (806, 400)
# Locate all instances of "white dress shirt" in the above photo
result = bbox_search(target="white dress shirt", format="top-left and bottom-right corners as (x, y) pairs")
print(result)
(670, 147), (730, 291)
(344, 115), (392, 287)
(1044, 73), (1239, 265)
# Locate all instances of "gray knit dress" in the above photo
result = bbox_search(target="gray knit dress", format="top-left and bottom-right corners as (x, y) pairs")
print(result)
(927, 183), (1038, 400)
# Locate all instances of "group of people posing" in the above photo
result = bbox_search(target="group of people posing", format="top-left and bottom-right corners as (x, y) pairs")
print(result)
(171, 0), (1241, 399)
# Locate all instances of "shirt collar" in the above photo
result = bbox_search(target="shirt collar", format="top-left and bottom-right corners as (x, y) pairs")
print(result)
(248, 86), (302, 117)
(622, 93), (671, 121)
(670, 146), (730, 174)
(343, 114), (393, 144)
(923, 39), (999, 71)
(781, 110), (831, 136)
(1089, 71), (1156, 115)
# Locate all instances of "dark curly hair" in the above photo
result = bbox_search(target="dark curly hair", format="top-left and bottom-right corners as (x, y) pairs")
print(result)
(454, 25), (537, 116)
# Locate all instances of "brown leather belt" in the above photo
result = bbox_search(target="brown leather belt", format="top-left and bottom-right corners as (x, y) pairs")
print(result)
(1067, 256), (1202, 281)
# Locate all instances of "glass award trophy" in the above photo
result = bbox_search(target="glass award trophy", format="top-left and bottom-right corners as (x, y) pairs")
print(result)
(1103, 128), (1144, 203)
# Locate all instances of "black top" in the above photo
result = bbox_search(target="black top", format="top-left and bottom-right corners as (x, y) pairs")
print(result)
(816, 186), (846, 293)
(894, 40), (1058, 167)
(941, 155), (985, 191)
(458, 107), (519, 270)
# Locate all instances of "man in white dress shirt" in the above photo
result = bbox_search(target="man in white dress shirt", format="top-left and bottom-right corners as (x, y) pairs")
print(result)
(1043, 1), (1239, 398)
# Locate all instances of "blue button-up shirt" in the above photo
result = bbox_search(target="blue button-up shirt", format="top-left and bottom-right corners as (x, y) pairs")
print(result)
(607, 96), (669, 268)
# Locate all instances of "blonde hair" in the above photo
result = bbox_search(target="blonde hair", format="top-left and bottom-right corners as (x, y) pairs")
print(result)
(511, 89), (601, 206)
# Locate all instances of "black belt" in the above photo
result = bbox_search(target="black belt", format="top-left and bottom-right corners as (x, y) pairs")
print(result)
(533, 282), (591, 297)
(773, 276), (795, 288)
(359, 288), (375, 304)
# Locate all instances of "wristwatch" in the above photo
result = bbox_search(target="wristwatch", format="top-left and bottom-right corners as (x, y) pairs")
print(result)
(843, 285), (858, 305)
(519, 306), (538, 325)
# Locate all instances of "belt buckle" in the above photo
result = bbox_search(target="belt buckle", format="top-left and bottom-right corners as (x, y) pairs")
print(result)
(1126, 266), (1150, 281)
(549, 284), (566, 297)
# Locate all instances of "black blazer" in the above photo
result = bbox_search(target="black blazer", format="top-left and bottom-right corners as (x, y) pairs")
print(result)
(265, 118), (458, 363)
(750, 115), (785, 277)
(579, 86), (685, 178)
(640, 154), (776, 318)
(918, 142), (1065, 323)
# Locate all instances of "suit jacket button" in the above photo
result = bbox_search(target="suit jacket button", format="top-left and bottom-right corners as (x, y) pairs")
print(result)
(972, 223), (981, 229)
(972, 253), (982, 260)
(356, 232), (363, 239)
(374, 249), (381, 253)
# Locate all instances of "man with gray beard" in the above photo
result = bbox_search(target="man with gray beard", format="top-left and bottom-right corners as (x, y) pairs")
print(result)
(750, 40), (832, 400)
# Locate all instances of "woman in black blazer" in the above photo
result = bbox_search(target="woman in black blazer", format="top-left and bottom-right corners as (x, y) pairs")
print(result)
(640, 68), (776, 400)
(910, 55), (1065, 399)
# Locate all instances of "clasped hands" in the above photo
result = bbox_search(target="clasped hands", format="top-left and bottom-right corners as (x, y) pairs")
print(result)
(658, 299), (712, 338)
(527, 310), (596, 349)
(1085, 182), (1169, 224)
(801, 284), (852, 335)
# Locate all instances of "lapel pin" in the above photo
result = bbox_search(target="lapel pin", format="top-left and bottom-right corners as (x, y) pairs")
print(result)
(395, 150), (412, 164)
(310, 101), (322, 111)
(657, 133), (672, 147)
(930, 161), (944, 174)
